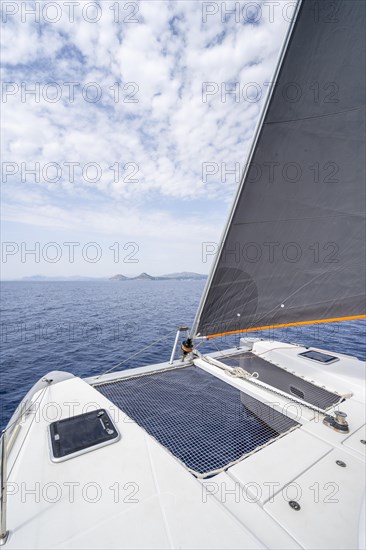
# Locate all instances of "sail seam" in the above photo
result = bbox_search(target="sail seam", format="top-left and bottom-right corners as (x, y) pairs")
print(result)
(265, 105), (365, 125)
(233, 213), (366, 226)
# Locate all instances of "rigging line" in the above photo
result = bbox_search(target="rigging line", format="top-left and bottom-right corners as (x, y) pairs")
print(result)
(94, 329), (178, 380)
(6, 385), (49, 480)
(2, 384), (48, 435)
(193, 339), (206, 351)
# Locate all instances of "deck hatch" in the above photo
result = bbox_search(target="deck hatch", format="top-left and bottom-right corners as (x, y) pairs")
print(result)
(96, 366), (299, 477)
(298, 350), (339, 364)
(220, 352), (342, 409)
(49, 409), (120, 462)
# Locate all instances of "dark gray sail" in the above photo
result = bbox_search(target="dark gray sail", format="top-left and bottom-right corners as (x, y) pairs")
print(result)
(193, 0), (366, 339)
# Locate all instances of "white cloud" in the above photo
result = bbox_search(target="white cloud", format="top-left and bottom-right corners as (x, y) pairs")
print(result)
(1, 0), (292, 276)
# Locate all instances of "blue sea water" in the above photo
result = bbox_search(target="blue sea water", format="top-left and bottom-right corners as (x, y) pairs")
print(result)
(1, 280), (365, 428)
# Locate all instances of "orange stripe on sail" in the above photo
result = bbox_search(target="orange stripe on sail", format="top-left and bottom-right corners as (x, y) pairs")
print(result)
(206, 314), (366, 339)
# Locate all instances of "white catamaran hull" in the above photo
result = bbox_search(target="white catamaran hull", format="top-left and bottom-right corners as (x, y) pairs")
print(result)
(2, 0), (365, 547)
(2, 339), (365, 549)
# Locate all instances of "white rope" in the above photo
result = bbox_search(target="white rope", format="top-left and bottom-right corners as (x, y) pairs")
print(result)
(227, 366), (259, 380)
(197, 343), (351, 407)
(194, 351), (335, 415)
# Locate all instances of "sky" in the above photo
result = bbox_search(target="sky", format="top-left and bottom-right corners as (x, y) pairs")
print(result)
(1, 0), (293, 279)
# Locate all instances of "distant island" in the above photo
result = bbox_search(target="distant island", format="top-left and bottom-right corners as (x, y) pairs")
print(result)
(110, 272), (207, 281)
(15, 272), (207, 282)
(20, 275), (107, 282)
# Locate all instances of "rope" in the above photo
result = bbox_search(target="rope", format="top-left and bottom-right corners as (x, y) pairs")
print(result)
(6, 385), (49, 479)
(94, 329), (178, 380)
(194, 351), (336, 415)
(198, 340), (352, 402)
(196, 351), (259, 380)
(228, 366), (259, 380)
(2, 383), (49, 435)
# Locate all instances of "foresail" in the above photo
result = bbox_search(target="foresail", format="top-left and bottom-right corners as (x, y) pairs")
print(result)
(193, 0), (366, 339)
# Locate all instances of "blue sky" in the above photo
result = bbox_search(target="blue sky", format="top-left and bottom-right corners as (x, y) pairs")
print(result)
(1, 0), (292, 279)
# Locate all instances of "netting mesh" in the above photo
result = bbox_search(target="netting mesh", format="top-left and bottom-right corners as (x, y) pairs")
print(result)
(96, 366), (299, 477)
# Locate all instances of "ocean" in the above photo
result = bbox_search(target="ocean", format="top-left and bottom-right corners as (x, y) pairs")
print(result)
(1, 280), (365, 428)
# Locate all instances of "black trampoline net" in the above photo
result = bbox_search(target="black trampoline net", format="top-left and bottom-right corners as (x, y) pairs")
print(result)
(96, 366), (299, 477)
(220, 352), (342, 410)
